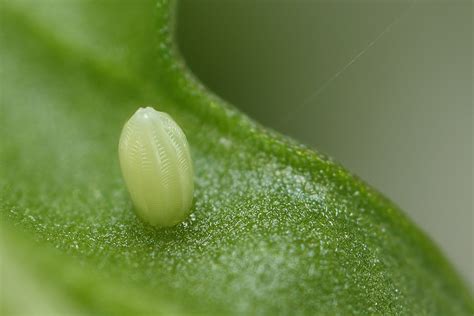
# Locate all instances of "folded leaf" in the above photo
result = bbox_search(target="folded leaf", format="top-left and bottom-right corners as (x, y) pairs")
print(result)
(0, 0), (472, 315)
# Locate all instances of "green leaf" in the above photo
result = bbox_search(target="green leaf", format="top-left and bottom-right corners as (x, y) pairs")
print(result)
(0, 0), (471, 315)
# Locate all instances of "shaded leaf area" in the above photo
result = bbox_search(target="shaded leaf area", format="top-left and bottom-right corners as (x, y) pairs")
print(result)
(0, 0), (471, 315)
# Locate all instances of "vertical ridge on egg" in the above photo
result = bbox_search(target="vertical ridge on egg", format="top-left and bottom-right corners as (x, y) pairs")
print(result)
(118, 107), (194, 227)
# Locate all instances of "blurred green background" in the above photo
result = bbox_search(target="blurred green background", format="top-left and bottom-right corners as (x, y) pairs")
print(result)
(176, 0), (473, 285)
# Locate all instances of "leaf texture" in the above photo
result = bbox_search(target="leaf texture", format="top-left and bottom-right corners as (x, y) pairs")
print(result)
(0, 0), (472, 315)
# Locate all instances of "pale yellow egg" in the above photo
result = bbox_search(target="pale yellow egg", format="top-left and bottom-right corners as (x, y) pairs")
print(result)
(118, 107), (194, 227)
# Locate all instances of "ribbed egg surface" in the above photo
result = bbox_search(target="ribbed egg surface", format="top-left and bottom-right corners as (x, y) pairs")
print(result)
(118, 107), (194, 227)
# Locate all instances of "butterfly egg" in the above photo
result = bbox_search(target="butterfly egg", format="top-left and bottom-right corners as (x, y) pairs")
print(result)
(118, 107), (194, 227)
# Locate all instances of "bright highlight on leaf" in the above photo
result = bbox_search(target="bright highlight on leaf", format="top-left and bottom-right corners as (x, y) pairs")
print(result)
(118, 107), (194, 227)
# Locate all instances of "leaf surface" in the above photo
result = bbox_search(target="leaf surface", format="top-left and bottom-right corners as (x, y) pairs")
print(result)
(0, 0), (471, 315)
